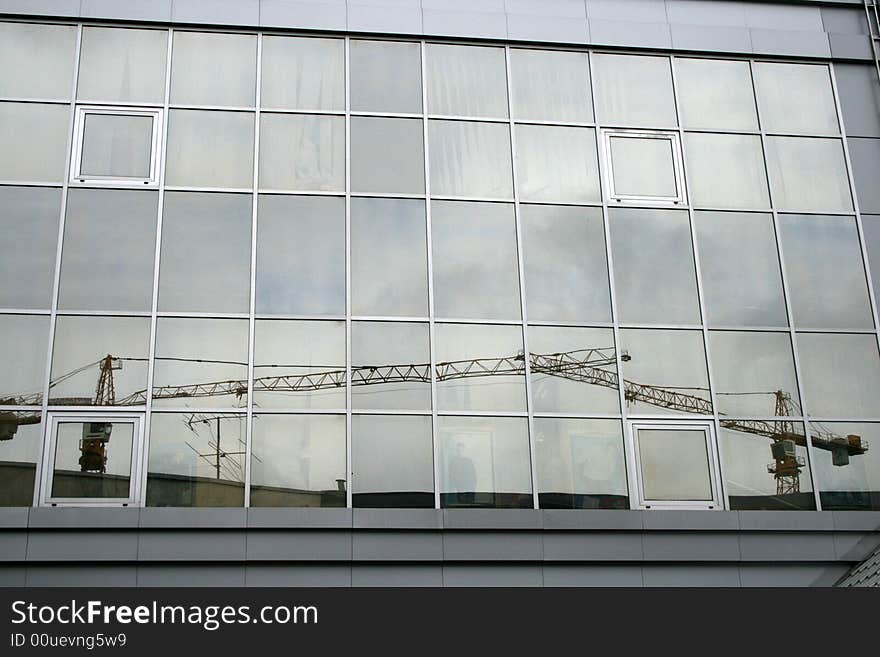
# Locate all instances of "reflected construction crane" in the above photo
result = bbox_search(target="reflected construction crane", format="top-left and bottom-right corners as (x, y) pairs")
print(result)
(0, 346), (868, 492)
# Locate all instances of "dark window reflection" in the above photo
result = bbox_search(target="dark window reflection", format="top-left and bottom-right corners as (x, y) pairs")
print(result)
(146, 412), (245, 507)
(810, 422), (880, 511)
(51, 421), (132, 499)
(0, 416), (41, 506)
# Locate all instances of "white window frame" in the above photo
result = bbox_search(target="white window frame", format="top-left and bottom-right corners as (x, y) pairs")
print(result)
(600, 129), (686, 206)
(627, 420), (723, 510)
(39, 412), (145, 507)
(70, 105), (163, 187)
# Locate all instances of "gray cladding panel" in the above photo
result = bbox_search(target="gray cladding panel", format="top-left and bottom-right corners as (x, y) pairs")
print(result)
(26, 565), (137, 587)
(27, 531), (138, 561)
(137, 564), (246, 586)
(352, 564), (443, 586)
(848, 138), (880, 214)
(835, 65), (880, 139)
(642, 564), (741, 586)
(245, 564), (352, 586)
(138, 530), (247, 561)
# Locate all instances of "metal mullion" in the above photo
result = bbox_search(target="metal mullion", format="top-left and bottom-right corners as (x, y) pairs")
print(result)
(54, 309), (152, 318)
(344, 36), (353, 509)
(505, 45), (538, 510)
(33, 24), (82, 508)
(0, 97), (72, 105)
(260, 108), (345, 116)
(748, 59), (823, 511)
(426, 114), (510, 124)
(436, 411), (529, 418)
(351, 409), (433, 416)
(431, 317), (523, 326)
(163, 186), (253, 194)
(0, 181), (64, 188)
(350, 315), (430, 323)
(0, 309), (51, 316)
(168, 104), (256, 112)
(257, 189), (345, 197)
(148, 407), (248, 415)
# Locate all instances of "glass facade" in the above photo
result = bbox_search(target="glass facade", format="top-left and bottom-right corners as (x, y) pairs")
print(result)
(1, 21), (879, 513)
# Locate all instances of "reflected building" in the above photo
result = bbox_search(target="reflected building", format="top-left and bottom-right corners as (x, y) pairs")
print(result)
(1, 0), (880, 587)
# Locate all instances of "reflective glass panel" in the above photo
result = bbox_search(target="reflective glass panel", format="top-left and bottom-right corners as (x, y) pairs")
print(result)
(529, 326), (619, 414)
(253, 320), (345, 410)
(426, 44), (508, 118)
(350, 40), (422, 113)
(435, 323), (526, 412)
(593, 54), (676, 127)
(709, 331), (800, 417)
(694, 212), (787, 327)
(259, 113), (344, 191)
(428, 120), (513, 198)
(521, 204), (611, 323)
(810, 422), (880, 511)
(158, 192), (251, 314)
(863, 215), (880, 297)
(516, 125), (600, 203)
(351, 117), (424, 194)
(352, 322), (430, 411)
(51, 421), (132, 499)
(609, 136), (678, 198)
(0, 315), (49, 406)
(0, 22), (76, 99)
(765, 137), (852, 213)
(77, 27), (167, 103)
(780, 214), (873, 329)
(431, 201), (520, 320)
(0, 417), (41, 506)
(438, 416), (532, 509)
(80, 113), (154, 178)
(684, 133), (770, 209)
(170, 31), (256, 106)
(261, 36), (344, 111)
(0, 186), (61, 309)
(250, 414), (346, 507)
(146, 413), (245, 507)
(59, 189), (158, 311)
(165, 110), (254, 188)
(619, 329), (711, 415)
(610, 208), (700, 324)
(797, 333), (880, 418)
(352, 415), (433, 508)
(0, 102), (69, 182)
(754, 62), (839, 135)
(152, 318), (249, 409)
(510, 48), (592, 123)
(721, 423), (815, 510)
(50, 316), (150, 405)
(256, 195), (345, 315)
(351, 198), (427, 317)
(674, 58), (757, 131)
(638, 428), (712, 501)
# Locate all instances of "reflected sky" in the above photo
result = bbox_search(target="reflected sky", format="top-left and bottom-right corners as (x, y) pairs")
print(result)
(261, 35), (344, 111)
(510, 48), (591, 123)
(0, 315), (49, 403)
(352, 415), (433, 496)
(426, 43), (507, 118)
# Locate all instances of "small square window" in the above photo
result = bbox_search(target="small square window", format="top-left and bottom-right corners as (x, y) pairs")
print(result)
(71, 106), (163, 186)
(601, 129), (685, 205)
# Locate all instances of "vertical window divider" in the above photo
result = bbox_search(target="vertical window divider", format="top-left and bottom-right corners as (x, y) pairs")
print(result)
(344, 36), (353, 510)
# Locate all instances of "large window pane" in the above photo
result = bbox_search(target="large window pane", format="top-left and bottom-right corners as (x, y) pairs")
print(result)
(158, 192), (251, 313)
(146, 413), (245, 507)
(352, 415), (433, 508)
(152, 318), (248, 409)
(426, 44), (507, 118)
(259, 114), (344, 192)
(350, 40), (421, 114)
(250, 414), (346, 507)
(254, 320), (345, 410)
(521, 204), (611, 323)
(351, 198), (427, 317)
(797, 333), (880, 418)
(166, 110), (254, 188)
(0, 22), (76, 99)
(608, 135), (679, 198)
(171, 31), (256, 107)
(352, 322), (430, 411)
(351, 117), (424, 194)
(0, 186), (60, 309)
(256, 195), (345, 315)
(435, 323), (526, 413)
(0, 416), (41, 506)
(515, 125), (600, 203)
(754, 62), (838, 135)
(535, 419), (627, 509)
(685, 133), (769, 209)
(0, 315), (49, 406)
(610, 208), (700, 325)
(721, 423), (815, 510)
(51, 420), (133, 499)
(0, 102), (69, 182)
(619, 329), (711, 415)
(674, 58), (757, 131)
(59, 189), (157, 312)
(80, 113), (154, 179)
(780, 214), (873, 329)
(695, 212), (787, 327)
(529, 327), (619, 414)
(431, 201), (520, 320)
(765, 137), (852, 213)
(77, 27), (167, 103)
(709, 331), (800, 416)
(510, 48), (592, 123)
(261, 36), (344, 111)
(438, 416), (531, 508)
(811, 422), (880, 511)
(50, 316), (150, 406)
(593, 54), (676, 127)
(428, 120), (513, 198)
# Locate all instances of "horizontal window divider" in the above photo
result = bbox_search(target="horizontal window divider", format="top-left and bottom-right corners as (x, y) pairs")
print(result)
(792, 327), (878, 334)
(253, 314), (346, 321)
(349, 111), (424, 119)
(802, 417), (880, 423)
(690, 206), (773, 213)
(350, 409), (433, 416)
(45, 405), (147, 412)
(350, 192), (427, 200)
(155, 311), (251, 319)
(763, 131), (842, 139)
(512, 119), (596, 128)
(168, 104), (256, 112)
(532, 413), (623, 420)
(0, 179), (64, 187)
(616, 323), (706, 331)
(256, 189), (344, 196)
(426, 114), (510, 124)
(54, 309), (153, 317)
(705, 325), (793, 332)
(607, 200), (692, 211)
(624, 413), (716, 421)
(75, 99), (164, 108)
(259, 107), (345, 116)
(598, 123), (681, 132)
(0, 97), (71, 105)
(67, 181), (160, 191)
(716, 416), (808, 423)
(351, 315), (430, 323)
(163, 186), (253, 194)
(149, 407), (247, 415)
(433, 317), (523, 325)
(429, 195), (514, 204)
(435, 411), (529, 418)
(680, 127), (761, 136)
(774, 210), (859, 218)
(0, 308), (52, 316)
(251, 408), (347, 415)
(0, 405), (44, 412)
(518, 198), (603, 207)
(526, 321), (615, 329)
